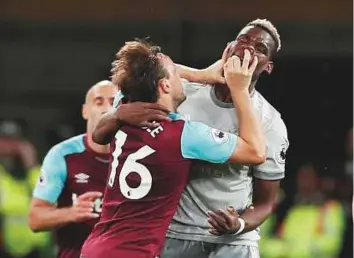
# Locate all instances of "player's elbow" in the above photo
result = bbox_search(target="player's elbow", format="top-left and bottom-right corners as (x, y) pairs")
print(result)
(28, 209), (44, 233)
(248, 147), (266, 165)
(230, 141), (266, 164)
(252, 149), (266, 165)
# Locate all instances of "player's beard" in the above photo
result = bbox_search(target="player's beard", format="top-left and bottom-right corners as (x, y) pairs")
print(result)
(175, 93), (186, 110)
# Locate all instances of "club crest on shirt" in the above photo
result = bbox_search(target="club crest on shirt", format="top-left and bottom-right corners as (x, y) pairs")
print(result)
(275, 143), (289, 164)
(211, 128), (229, 144)
(75, 173), (90, 183)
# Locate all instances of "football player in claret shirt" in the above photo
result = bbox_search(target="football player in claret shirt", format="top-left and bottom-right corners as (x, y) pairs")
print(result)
(29, 81), (118, 258)
(81, 40), (265, 258)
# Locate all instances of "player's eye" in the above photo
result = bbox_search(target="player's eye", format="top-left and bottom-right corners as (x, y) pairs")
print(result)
(95, 99), (103, 106)
(256, 44), (268, 55)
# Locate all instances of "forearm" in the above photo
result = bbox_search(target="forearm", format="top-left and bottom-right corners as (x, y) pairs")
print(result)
(230, 89), (266, 157)
(240, 179), (279, 233)
(239, 204), (273, 233)
(92, 110), (121, 145)
(29, 207), (73, 232)
(176, 64), (208, 83)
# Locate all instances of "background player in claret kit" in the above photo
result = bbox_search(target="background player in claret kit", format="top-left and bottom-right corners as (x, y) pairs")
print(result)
(93, 19), (289, 258)
(28, 81), (118, 258)
(80, 39), (265, 258)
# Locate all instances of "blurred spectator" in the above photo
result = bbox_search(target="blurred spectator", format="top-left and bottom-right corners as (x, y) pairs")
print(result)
(338, 128), (353, 258)
(344, 128), (352, 178)
(259, 163), (346, 258)
(0, 120), (51, 258)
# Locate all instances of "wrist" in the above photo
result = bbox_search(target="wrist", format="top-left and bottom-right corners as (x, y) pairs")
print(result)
(230, 88), (250, 98)
(114, 105), (125, 126)
(233, 218), (246, 235)
(60, 207), (76, 224)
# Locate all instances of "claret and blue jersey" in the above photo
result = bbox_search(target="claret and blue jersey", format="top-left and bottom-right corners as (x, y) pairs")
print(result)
(33, 134), (110, 258)
(81, 99), (238, 258)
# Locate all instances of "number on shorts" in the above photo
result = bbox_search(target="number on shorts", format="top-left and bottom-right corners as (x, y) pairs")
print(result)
(108, 130), (155, 200)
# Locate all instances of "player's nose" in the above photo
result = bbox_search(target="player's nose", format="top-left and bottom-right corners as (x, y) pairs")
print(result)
(100, 104), (110, 115)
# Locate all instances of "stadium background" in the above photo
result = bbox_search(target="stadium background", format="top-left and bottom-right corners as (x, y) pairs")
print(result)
(0, 1), (352, 257)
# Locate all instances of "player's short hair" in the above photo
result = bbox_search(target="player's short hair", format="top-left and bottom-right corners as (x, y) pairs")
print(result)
(246, 19), (281, 53)
(111, 39), (167, 103)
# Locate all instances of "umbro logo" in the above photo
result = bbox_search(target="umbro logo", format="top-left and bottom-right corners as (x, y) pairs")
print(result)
(75, 173), (90, 183)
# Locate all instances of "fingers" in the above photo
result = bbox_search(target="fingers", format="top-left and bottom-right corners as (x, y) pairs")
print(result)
(207, 211), (229, 232)
(241, 49), (251, 71)
(216, 209), (234, 226)
(221, 41), (233, 64)
(141, 113), (172, 128)
(223, 56), (234, 72)
(208, 215), (222, 231)
(217, 76), (226, 85)
(80, 212), (100, 220)
(227, 206), (237, 214)
(141, 121), (160, 128)
(78, 192), (102, 202)
(147, 110), (171, 120)
(248, 56), (258, 74)
(76, 201), (95, 209)
(143, 103), (171, 113)
(231, 56), (241, 71)
(209, 227), (222, 236)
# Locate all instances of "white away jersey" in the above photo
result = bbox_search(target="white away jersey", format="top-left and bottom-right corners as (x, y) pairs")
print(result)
(166, 80), (289, 246)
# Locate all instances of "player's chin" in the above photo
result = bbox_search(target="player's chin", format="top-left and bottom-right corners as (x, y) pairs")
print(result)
(177, 94), (186, 106)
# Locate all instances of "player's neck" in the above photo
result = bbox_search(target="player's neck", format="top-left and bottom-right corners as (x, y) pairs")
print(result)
(86, 132), (110, 154)
(214, 81), (257, 103)
(157, 97), (176, 112)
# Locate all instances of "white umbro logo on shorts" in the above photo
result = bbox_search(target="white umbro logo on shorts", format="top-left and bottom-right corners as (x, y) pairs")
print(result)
(75, 173), (90, 183)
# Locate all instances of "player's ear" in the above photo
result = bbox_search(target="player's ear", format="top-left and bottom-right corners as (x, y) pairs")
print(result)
(82, 104), (89, 120)
(264, 61), (274, 75)
(158, 78), (171, 94)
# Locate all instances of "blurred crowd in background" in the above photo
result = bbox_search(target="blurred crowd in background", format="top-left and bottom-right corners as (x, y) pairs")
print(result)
(0, 0), (352, 257)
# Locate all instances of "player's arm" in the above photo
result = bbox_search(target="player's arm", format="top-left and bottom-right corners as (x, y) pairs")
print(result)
(176, 42), (230, 85)
(238, 117), (289, 232)
(208, 117), (289, 235)
(182, 50), (266, 164)
(92, 92), (171, 145)
(181, 51), (266, 165)
(28, 146), (100, 232)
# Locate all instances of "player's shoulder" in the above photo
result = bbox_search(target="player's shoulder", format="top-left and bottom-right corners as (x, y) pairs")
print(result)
(121, 114), (186, 146)
(148, 113), (186, 141)
(182, 79), (210, 97)
(254, 91), (286, 132)
(47, 134), (86, 158)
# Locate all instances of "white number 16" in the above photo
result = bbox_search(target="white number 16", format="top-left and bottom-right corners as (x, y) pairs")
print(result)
(108, 130), (155, 200)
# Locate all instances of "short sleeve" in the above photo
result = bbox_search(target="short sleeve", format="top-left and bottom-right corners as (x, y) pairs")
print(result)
(33, 146), (68, 203)
(113, 91), (124, 108)
(181, 121), (237, 163)
(253, 116), (289, 180)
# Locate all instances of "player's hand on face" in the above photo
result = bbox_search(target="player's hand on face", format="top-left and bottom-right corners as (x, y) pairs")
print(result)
(117, 102), (172, 128)
(223, 49), (258, 92)
(203, 42), (232, 85)
(207, 206), (241, 235)
(70, 191), (102, 223)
